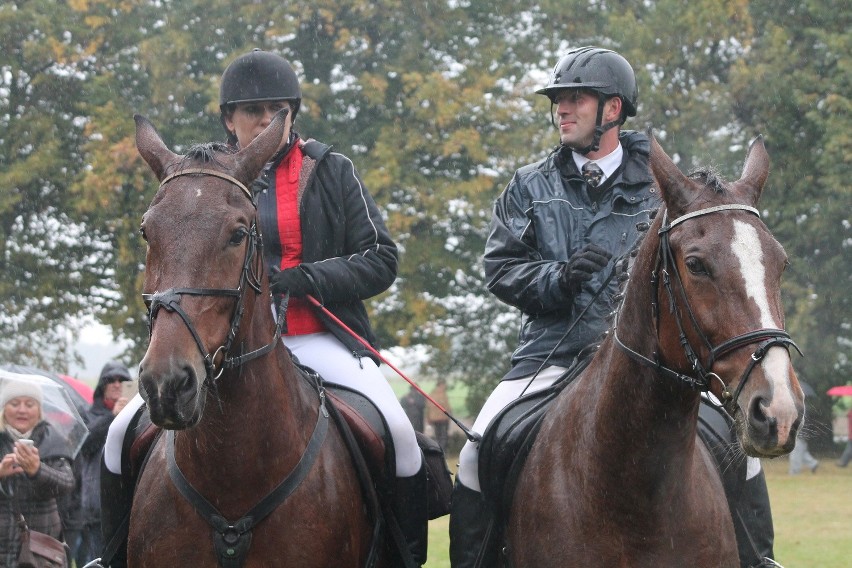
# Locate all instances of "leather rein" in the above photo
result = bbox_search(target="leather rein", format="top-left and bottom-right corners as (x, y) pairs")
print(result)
(614, 204), (802, 413)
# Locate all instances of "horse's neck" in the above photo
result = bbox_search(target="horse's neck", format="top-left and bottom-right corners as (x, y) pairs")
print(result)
(580, 244), (701, 473)
(177, 305), (316, 479)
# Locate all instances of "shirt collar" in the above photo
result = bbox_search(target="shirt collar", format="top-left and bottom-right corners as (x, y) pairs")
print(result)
(572, 143), (624, 184)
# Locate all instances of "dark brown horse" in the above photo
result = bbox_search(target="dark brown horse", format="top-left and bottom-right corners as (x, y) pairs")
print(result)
(507, 136), (804, 567)
(128, 112), (376, 567)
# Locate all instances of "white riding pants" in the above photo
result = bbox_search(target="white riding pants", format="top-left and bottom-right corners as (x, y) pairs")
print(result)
(104, 392), (145, 474)
(456, 365), (566, 492)
(284, 332), (423, 477)
(105, 333), (423, 478)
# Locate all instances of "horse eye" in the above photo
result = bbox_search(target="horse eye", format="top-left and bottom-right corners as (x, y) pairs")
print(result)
(229, 227), (248, 246)
(139, 227), (148, 241)
(685, 257), (708, 275)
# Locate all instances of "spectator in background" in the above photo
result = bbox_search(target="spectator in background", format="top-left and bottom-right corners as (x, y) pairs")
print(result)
(789, 429), (819, 475)
(79, 361), (131, 565)
(0, 378), (74, 565)
(837, 408), (852, 468)
(426, 379), (451, 451)
(400, 385), (425, 433)
(57, 456), (86, 566)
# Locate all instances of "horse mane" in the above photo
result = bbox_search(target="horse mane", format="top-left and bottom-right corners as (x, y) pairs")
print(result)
(605, 208), (657, 329)
(687, 166), (726, 193)
(179, 142), (236, 169)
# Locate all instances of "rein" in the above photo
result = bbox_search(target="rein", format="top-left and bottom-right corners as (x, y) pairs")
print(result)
(614, 204), (802, 411)
(142, 168), (288, 388)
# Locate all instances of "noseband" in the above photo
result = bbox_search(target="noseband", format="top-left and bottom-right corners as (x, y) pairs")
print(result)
(615, 204), (801, 412)
(142, 168), (287, 386)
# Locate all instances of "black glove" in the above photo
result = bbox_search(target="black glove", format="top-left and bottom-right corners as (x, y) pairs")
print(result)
(269, 267), (313, 298)
(559, 244), (612, 294)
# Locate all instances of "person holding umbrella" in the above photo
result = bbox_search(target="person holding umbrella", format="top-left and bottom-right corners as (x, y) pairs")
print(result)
(837, 407), (852, 467)
(0, 374), (75, 565)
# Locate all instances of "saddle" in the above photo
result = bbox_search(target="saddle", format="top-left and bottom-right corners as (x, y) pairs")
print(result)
(477, 356), (591, 513)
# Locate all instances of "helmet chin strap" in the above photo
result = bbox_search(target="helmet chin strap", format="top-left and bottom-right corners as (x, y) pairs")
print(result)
(556, 92), (621, 156)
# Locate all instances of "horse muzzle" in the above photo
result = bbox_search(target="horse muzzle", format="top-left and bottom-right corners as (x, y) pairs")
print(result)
(728, 347), (804, 457)
(138, 357), (206, 429)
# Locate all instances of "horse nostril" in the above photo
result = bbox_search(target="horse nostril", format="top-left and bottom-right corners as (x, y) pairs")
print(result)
(171, 366), (196, 397)
(748, 396), (776, 438)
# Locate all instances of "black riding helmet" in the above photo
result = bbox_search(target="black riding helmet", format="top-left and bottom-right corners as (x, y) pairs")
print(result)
(536, 46), (638, 154)
(219, 49), (301, 143)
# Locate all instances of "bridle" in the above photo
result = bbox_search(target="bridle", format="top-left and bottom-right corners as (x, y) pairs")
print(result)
(142, 168), (287, 388)
(614, 204), (802, 413)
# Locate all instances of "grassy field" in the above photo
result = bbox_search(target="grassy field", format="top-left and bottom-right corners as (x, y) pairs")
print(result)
(423, 454), (852, 567)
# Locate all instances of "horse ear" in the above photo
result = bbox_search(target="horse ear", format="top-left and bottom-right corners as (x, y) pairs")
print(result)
(134, 115), (180, 182)
(648, 133), (692, 216)
(732, 135), (770, 206)
(233, 109), (289, 184)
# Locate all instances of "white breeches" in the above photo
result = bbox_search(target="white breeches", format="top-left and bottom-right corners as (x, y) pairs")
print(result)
(104, 392), (145, 474)
(456, 365), (567, 492)
(285, 332), (422, 477)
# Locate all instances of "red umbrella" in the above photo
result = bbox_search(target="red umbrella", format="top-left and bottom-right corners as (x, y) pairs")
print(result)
(827, 385), (852, 397)
(58, 374), (94, 404)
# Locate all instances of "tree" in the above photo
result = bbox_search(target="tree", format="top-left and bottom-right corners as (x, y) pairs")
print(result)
(0, 0), (116, 371)
(730, 0), (851, 447)
(5, 1), (842, 430)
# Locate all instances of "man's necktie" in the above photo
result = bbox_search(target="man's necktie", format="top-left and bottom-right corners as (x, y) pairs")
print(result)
(582, 161), (604, 188)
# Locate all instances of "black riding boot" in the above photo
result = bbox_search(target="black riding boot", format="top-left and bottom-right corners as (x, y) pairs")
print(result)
(99, 463), (134, 568)
(449, 480), (498, 568)
(392, 463), (429, 566)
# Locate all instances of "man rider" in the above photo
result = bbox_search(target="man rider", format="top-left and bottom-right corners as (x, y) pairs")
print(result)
(449, 46), (777, 568)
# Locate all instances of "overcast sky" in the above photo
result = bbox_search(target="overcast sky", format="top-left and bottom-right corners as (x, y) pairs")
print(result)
(68, 322), (130, 382)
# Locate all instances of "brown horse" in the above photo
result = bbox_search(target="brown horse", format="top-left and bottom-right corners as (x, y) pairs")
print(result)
(128, 112), (377, 567)
(506, 136), (804, 567)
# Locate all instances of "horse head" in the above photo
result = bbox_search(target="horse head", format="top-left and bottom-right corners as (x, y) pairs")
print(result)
(135, 111), (287, 429)
(647, 135), (804, 457)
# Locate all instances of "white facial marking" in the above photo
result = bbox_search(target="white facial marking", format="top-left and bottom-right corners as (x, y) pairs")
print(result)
(731, 220), (797, 437)
(196, 188), (202, 198)
(731, 221), (774, 329)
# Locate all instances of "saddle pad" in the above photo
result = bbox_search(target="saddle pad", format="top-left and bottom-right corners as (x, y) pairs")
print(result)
(326, 384), (395, 482)
(478, 386), (558, 511)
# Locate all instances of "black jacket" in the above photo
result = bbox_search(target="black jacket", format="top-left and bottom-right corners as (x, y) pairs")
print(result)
(79, 363), (127, 519)
(257, 139), (398, 362)
(484, 131), (660, 379)
(0, 423), (74, 565)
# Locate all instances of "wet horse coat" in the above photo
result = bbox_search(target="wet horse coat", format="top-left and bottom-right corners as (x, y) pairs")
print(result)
(128, 112), (376, 567)
(507, 136), (804, 567)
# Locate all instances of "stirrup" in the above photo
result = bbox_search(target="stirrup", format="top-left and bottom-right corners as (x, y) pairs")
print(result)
(82, 559), (106, 568)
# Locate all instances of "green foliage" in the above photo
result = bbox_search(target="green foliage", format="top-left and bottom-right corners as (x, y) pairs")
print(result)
(0, 0), (114, 370)
(729, 0), (850, 446)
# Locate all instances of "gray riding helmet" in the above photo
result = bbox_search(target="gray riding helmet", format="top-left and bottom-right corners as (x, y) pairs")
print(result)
(536, 46), (638, 118)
